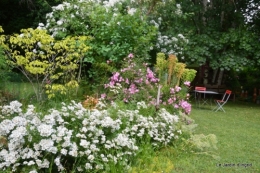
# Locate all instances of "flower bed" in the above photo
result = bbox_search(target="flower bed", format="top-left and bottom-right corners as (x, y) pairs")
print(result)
(0, 100), (181, 172)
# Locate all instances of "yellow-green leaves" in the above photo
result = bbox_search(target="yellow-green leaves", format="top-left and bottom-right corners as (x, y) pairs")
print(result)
(4, 28), (91, 100)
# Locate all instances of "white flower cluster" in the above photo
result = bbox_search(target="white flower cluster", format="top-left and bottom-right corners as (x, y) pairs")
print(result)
(108, 83), (122, 94)
(154, 32), (189, 57)
(149, 4), (188, 57)
(0, 100), (180, 172)
(118, 102), (180, 146)
(103, 0), (123, 8)
(0, 101), (22, 117)
(175, 4), (183, 16)
(37, 0), (130, 37)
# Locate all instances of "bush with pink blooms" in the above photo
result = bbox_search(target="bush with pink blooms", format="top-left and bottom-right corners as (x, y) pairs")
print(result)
(102, 53), (193, 116)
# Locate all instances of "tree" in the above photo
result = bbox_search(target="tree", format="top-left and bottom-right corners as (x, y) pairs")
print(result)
(171, 0), (260, 71)
(2, 28), (90, 101)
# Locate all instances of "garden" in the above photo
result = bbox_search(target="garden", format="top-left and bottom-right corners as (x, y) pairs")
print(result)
(0, 0), (260, 172)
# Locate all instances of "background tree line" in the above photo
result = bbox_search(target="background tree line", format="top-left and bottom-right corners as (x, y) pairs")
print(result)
(1, 0), (260, 93)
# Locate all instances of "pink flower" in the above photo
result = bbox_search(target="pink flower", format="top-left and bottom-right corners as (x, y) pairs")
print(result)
(184, 81), (191, 87)
(175, 86), (181, 92)
(119, 76), (124, 82)
(170, 88), (175, 94)
(135, 78), (143, 84)
(128, 53), (134, 58)
(101, 93), (106, 99)
(168, 98), (174, 104)
(109, 81), (115, 86)
(111, 72), (120, 82)
(128, 83), (139, 94)
(146, 68), (159, 83)
(179, 100), (191, 114)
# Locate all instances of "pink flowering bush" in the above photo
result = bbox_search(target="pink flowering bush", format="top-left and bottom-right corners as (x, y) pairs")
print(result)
(102, 53), (192, 115)
(103, 53), (159, 104)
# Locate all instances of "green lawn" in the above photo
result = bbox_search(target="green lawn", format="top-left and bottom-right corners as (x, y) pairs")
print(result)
(172, 100), (260, 173)
(129, 100), (260, 173)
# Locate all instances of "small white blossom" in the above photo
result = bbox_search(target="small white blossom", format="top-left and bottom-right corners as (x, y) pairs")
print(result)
(57, 20), (63, 26)
(128, 8), (136, 15)
(54, 4), (64, 11)
(37, 124), (55, 137)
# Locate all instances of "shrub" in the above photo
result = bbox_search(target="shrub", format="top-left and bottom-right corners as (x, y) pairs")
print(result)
(3, 28), (90, 101)
(102, 53), (193, 115)
(0, 99), (181, 172)
(39, 0), (157, 65)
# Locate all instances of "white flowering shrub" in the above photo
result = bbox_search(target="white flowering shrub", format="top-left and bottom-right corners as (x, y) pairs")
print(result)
(38, 0), (157, 64)
(148, 2), (191, 59)
(154, 32), (189, 59)
(0, 100), (181, 172)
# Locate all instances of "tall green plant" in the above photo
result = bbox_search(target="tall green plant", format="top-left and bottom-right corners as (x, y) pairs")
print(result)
(0, 27), (11, 87)
(155, 53), (196, 87)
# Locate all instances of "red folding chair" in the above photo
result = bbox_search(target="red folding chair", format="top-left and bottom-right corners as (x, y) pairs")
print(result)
(213, 90), (232, 112)
(195, 87), (206, 108)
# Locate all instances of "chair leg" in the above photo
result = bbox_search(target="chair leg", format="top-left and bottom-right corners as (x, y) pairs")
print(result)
(215, 105), (225, 112)
(213, 102), (226, 112)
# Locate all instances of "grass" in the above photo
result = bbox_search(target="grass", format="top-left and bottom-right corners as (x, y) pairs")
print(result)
(135, 100), (260, 173)
(0, 82), (35, 104)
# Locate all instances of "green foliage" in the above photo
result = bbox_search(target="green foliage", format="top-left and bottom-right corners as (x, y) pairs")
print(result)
(147, 0), (260, 71)
(188, 134), (218, 152)
(87, 62), (116, 92)
(0, 47), (9, 84)
(155, 53), (167, 84)
(0, 27), (12, 87)
(181, 69), (197, 84)
(41, 1), (157, 65)
(155, 53), (196, 87)
(3, 28), (90, 101)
